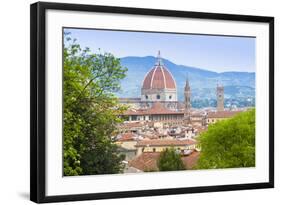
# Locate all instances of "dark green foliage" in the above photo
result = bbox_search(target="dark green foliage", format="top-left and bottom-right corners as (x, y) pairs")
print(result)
(197, 109), (255, 169)
(157, 148), (185, 171)
(63, 32), (127, 175)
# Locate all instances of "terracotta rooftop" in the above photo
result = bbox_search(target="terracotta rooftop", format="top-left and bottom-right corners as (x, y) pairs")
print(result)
(117, 133), (137, 142)
(129, 152), (160, 171)
(207, 111), (241, 118)
(122, 102), (183, 116)
(191, 113), (206, 118)
(128, 150), (200, 171)
(135, 139), (196, 147)
(181, 151), (200, 169)
(142, 66), (176, 89)
(142, 52), (176, 90)
(141, 134), (159, 140)
(118, 122), (143, 128)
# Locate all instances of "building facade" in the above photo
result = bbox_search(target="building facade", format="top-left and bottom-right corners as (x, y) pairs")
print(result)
(135, 139), (198, 156)
(206, 111), (241, 125)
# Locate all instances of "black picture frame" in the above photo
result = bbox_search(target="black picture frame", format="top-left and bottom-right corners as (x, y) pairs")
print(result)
(30, 1), (274, 203)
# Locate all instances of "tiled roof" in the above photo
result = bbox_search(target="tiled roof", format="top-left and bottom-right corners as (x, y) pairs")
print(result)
(191, 113), (206, 118)
(207, 111), (241, 118)
(128, 150), (200, 171)
(117, 133), (136, 141)
(141, 134), (159, 140)
(135, 139), (196, 147)
(129, 152), (160, 171)
(142, 65), (176, 90)
(118, 122), (143, 128)
(122, 102), (183, 116)
(181, 151), (200, 169)
(148, 102), (180, 114)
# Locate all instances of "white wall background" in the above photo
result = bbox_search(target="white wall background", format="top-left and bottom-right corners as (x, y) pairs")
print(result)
(0, 0), (279, 204)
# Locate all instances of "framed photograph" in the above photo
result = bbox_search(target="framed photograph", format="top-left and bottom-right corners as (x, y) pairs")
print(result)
(30, 2), (274, 203)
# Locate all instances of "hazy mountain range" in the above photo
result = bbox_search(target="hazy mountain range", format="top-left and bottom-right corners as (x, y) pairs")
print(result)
(116, 56), (255, 107)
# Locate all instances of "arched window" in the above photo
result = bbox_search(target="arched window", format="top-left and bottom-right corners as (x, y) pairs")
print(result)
(169, 95), (172, 99)
(157, 94), (160, 99)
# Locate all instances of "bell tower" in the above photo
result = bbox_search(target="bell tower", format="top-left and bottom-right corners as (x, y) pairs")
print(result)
(184, 78), (191, 119)
(216, 84), (224, 112)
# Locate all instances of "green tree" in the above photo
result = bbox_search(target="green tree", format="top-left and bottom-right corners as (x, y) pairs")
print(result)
(197, 109), (255, 169)
(157, 148), (185, 171)
(63, 32), (128, 176)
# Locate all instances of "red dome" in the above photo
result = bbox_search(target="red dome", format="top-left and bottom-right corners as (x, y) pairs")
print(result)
(142, 51), (176, 90)
(142, 65), (176, 89)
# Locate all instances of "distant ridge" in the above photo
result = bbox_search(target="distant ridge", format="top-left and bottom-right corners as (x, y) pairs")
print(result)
(116, 56), (255, 106)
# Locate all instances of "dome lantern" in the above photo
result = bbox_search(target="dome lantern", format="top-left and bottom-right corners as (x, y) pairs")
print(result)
(141, 51), (177, 102)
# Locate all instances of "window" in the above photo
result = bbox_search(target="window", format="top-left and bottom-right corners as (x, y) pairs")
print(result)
(157, 94), (160, 99)
(153, 148), (156, 152)
(145, 95), (148, 99)
(169, 95), (172, 99)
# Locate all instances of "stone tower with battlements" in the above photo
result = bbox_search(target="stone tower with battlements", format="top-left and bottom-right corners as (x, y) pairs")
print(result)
(216, 84), (224, 112)
(184, 78), (191, 119)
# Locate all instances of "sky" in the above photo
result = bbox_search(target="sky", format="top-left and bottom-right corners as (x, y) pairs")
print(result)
(64, 28), (256, 73)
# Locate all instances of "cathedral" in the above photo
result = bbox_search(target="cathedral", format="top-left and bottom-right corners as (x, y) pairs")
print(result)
(141, 51), (177, 102)
(119, 51), (225, 125)
(136, 51), (180, 110)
